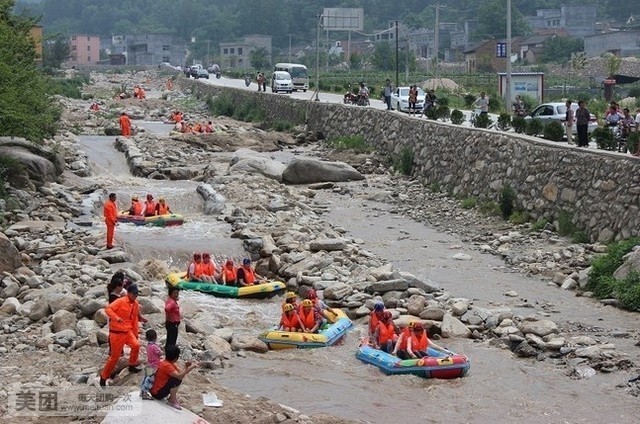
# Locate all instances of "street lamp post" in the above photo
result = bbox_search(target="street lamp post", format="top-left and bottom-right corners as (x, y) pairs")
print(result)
(505, 0), (512, 112)
(314, 13), (323, 101)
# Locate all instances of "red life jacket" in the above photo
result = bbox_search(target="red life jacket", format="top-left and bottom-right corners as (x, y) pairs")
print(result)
(130, 201), (143, 216)
(201, 261), (216, 277)
(241, 266), (255, 285)
(377, 322), (396, 345)
(397, 328), (411, 350)
(156, 203), (169, 215)
(369, 311), (383, 334)
(298, 308), (317, 330)
(410, 331), (428, 352)
(187, 261), (203, 279)
(280, 312), (300, 329)
(223, 265), (237, 282)
(144, 201), (156, 216)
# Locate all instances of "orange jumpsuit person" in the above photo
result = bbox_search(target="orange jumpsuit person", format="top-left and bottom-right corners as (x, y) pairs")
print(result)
(100, 284), (144, 386)
(103, 193), (118, 249)
(119, 112), (132, 137)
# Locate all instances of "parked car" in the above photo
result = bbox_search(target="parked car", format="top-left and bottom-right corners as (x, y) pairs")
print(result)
(525, 102), (598, 135)
(271, 71), (293, 93)
(194, 68), (209, 79)
(390, 87), (426, 112)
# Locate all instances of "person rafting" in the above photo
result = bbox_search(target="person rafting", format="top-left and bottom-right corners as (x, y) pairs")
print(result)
(155, 197), (172, 215)
(200, 253), (218, 283)
(279, 303), (303, 332)
(236, 258), (264, 286)
(128, 195), (143, 216)
(305, 289), (335, 324)
(143, 194), (156, 217)
(368, 301), (386, 338)
(372, 311), (398, 353)
(392, 321), (415, 359)
(298, 299), (322, 333)
(186, 253), (204, 282)
(221, 258), (238, 286)
(282, 291), (299, 312)
(406, 322), (450, 359)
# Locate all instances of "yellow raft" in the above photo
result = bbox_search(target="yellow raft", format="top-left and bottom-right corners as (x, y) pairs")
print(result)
(165, 272), (285, 299)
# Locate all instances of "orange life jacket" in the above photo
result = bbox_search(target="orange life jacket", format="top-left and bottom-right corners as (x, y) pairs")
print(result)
(187, 261), (203, 279)
(201, 261), (216, 277)
(410, 331), (428, 352)
(298, 308), (317, 330)
(377, 322), (396, 345)
(369, 311), (383, 334)
(144, 201), (156, 216)
(130, 201), (143, 215)
(240, 266), (255, 285)
(223, 265), (237, 282)
(396, 328), (411, 350)
(280, 312), (300, 329)
(156, 203), (169, 215)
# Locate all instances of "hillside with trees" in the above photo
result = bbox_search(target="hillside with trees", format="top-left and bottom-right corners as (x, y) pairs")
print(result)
(15, 0), (636, 54)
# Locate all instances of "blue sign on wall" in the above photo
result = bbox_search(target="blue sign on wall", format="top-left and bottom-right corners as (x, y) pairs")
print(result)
(496, 42), (506, 58)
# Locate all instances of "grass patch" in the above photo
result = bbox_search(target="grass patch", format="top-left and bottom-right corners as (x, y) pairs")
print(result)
(327, 135), (371, 151)
(587, 238), (640, 309)
(478, 200), (500, 216)
(461, 197), (477, 209)
(206, 94), (264, 122)
(557, 210), (575, 236)
(499, 185), (516, 219)
(271, 120), (293, 132)
(530, 218), (548, 231)
(430, 182), (441, 193)
(572, 231), (589, 244)
(509, 210), (529, 225)
(394, 147), (414, 176)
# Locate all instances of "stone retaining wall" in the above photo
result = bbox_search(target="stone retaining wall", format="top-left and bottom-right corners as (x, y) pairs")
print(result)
(181, 79), (640, 243)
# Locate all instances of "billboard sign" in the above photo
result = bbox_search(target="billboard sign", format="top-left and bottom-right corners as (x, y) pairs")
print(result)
(322, 8), (364, 31)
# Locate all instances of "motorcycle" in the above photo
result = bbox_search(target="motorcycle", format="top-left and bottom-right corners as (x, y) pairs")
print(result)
(344, 85), (358, 104)
(244, 76), (251, 87)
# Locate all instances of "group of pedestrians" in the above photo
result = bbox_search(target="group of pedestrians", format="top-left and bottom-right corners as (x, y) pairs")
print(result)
(100, 271), (195, 410)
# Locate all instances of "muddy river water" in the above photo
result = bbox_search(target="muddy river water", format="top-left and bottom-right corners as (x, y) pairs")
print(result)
(78, 124), (639, 424)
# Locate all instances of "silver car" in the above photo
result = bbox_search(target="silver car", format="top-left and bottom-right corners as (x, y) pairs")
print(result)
(525, 102), (598, 134)
(390, 87), (425, 112)
(271, 71), (293, 93)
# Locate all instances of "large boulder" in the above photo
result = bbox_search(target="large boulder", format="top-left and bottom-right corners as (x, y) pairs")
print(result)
(196, 183), (227, 215)
(0, 297), (21, 315)
(282, 157), (364, 184)
(203, 334), (232, 356)
(52, 310), (77, 333)
(0, 137), (64, 184)
(440, 313), (472, 338)
(229, 149), (286, 182)
(0, 232), (22, 273)
(230, 335), (269, 353)
(517, 318), (558, 337)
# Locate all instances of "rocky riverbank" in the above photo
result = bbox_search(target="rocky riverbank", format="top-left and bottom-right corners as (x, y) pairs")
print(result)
(1, 69), (640, 423)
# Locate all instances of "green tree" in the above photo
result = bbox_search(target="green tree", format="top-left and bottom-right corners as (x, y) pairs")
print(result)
(250, 46), (271, 70)
(476, 0), (529, 40)
(0, 0), (60, 141)
(538, 36), (584, 63)
(43, 33), (70, 68)
(349, 52), (362, 70)
(372, 41), (394, 71)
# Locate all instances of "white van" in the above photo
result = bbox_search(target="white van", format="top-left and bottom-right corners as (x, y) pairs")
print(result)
(271, 71), (293, 93)
(274, 63), (308, 92)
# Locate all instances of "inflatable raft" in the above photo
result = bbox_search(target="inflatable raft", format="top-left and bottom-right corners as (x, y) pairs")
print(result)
(259, 309), (353, 350)
(165, 272), (285, 299)
(117, 211), (184, 227)
(356, 339), (470, 379)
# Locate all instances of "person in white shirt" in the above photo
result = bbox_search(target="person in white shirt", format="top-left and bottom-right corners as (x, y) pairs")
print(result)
(564, 100), (575, 144)
(474, 92), (489, 114)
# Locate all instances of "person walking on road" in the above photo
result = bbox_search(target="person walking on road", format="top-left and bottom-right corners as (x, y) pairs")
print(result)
(384, 79), (393, 110)
(564, 100), (575, 144)
(575, 100), (591, 147)
(103, 193), (118, 250)
(100, 284), (145, 386)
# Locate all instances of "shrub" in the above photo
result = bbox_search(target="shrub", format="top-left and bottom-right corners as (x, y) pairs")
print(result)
(557, 210), (575, 236)
(0, 155), (25, 197)
(512, 116), (527, 133)
(592, 127), (615, 150)
(478, 200), (500, 216)
(461, 197), (477, 209)
(509, 210), (529, 225)
(628, 87), (640, 98)
(47, 76), (89, 99)
(463, 93), (476, 108)
(628, 132), (640, 155)
(394, 147), (414, 176)
(473, 113), (492, 129)
(450, 109), (464, 125)
(430, 182), (441, 193)
(488, 96), (501, 113)
(272, 120), (293, 132)
(525, 118), (543, 136)
(531, 218), (548, 231)
(543, 121), (565, 141)
(436, 105), (450, 122)
(499, 185), (516, 219)
(437, 96), (449, 107)
(207, 93), (234, 117)
(496, 113), (511, 131)
(572, 230), (589, 244)
(425, 106), (438, 120)
(615, 272), (640, 311)
(327, 135), (371, 151)
(233, 102), (265, 122)
(587, 237), (640, 299)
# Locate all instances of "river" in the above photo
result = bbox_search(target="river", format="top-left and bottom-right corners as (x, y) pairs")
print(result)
(77, 121), (640, 424)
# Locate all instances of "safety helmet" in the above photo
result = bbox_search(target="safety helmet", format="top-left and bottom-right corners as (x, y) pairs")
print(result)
(159, 197), (165, 202)
(306, 289), (317, 299)
(242, 258), (251, 265)
(131, 195), (138, 201)
(283, 303), (295, 312)
(374, 301), (384, 311)
(408, 321), (416, 328)
(285, 291), (297, 300)
(302, 299), (313, 307)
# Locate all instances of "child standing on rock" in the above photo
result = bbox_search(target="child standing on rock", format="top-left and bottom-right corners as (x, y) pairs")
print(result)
(140, 329), (162, 399)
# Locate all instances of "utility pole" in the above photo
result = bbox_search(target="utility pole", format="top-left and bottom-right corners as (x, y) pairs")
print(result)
(395, 21), (399, 89)
(288, 34), (292, 62)
(326, 27), (329, 71)
(314, 14), (322, 101)
(434, 5), (440, 84)
(505, 0), (512, 112)
(206, 40), (210, 67)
